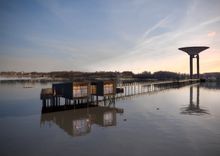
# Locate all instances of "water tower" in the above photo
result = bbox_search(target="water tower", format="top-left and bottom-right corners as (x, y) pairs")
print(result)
(179, 46), (209, 79)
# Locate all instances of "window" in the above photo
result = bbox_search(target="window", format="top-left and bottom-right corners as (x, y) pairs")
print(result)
(104, 83), (113, 94)
(90, 85), (96, 94)
(73, 85), (88, 97)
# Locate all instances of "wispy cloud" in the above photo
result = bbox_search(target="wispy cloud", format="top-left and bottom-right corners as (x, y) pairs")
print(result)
(141, 16), (171, 39)
(91, 10), (220, 72)
(133, 15), (220, 55)
(1, 0), (220, 72)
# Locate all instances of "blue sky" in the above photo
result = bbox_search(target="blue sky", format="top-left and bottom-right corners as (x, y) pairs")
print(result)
(0, 0), (220, 73)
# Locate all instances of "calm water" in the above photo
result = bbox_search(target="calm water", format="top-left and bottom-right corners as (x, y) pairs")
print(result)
(0, 82), (220, 156)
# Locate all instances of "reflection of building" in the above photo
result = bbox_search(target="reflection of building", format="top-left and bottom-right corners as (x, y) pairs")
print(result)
(181, 85), (209, 115)
(200, 82), (220, 90)
(40, 106), (123, 137)
(73, 118), (91, 136)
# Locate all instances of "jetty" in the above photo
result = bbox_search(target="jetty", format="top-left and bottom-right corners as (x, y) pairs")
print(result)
(40, 79), (200, 113)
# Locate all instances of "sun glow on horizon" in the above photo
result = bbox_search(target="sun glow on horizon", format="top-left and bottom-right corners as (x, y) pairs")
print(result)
(0, 0), (220, 73)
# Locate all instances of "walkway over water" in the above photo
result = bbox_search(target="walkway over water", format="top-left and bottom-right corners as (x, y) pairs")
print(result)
(115, 79), (199, 98)
(40, 79), (200, 112)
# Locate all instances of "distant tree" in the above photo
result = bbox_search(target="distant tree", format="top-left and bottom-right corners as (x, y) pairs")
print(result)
(121, 71), (134, 78)
(153, 71), (179, 80)
(134, 71), (152, 79)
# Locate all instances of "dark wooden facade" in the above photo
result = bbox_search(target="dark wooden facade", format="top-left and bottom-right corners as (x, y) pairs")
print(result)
(91, 80), (116, 96)
(52, 81), (90, 99)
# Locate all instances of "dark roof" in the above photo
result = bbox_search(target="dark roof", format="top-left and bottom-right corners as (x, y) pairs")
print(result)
(179, 46), (209, 55)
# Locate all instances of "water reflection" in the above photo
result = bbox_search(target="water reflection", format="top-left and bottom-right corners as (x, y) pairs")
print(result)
(181, 85), (209, 115)
(200, 82), (220, 90)
(40, 106), (123, 137)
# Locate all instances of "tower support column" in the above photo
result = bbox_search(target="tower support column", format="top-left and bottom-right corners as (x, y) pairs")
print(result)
(190, 55), (193, 79)
(197, 54), (200, 79)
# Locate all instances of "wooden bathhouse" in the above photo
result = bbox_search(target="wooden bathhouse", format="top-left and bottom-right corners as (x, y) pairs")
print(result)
(40, 80), (117, 108)
(52, 81), (91, 99)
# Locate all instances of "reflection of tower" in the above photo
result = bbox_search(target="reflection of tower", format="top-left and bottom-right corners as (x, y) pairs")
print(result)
(179, 46), (209, 79)
(181, 85), (208, 115)
(189, 85), (199, 109)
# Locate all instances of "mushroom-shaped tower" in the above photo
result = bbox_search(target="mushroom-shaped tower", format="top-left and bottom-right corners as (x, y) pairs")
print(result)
(179, 46), (209, 79)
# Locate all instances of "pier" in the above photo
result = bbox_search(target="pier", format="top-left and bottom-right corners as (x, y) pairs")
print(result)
(40, 79), (200, 113)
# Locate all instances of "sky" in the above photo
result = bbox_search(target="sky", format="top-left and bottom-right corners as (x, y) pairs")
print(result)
(0, 0), (220, 73)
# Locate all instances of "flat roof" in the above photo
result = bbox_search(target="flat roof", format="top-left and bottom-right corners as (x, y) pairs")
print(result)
(179, 46), (209, 55)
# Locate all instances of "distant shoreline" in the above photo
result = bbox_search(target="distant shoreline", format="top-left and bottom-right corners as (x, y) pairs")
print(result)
(0, 76), (68, 83)
(1, 71), (220, 82)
